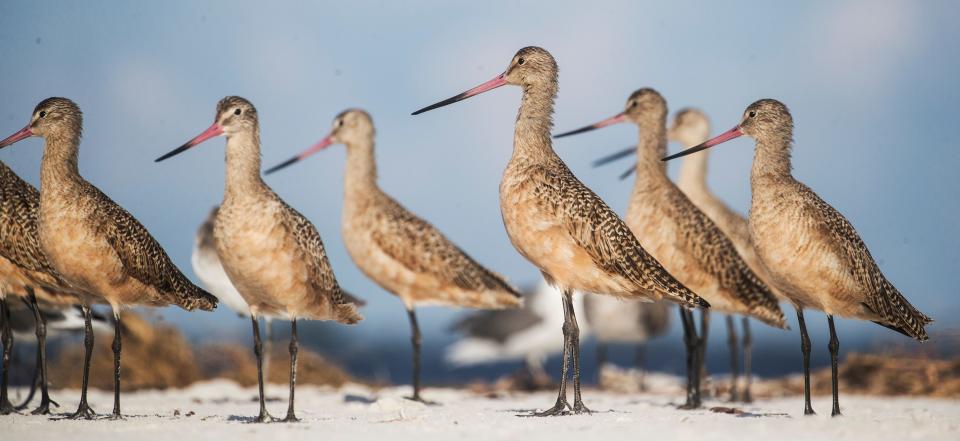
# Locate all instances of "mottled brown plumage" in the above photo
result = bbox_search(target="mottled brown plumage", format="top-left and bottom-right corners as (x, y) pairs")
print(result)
(0, 161), (73, 297)
(327, 110), (521, 309)
(159, 96), (361, 422)
(6, 98), (216, 313)
(203, 97), (359, 323)
(564, 89), (783, 327)
(1, 97), (218, 418)
(664, 98), (934, 415)
(673, 109), (781, 300)
(493, 50), (704, 306)
(503, 155), (705, 307)
(740, 99), (931, 340)
(412, 46), (706, 415)
(266, 108), (517, 403)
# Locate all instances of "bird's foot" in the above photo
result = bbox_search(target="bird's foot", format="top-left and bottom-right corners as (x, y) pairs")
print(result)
(831, 408), (842, 417)
(572, 400), (592, 415)
(803, 407), (816, 416)
(30, 402), (53, 415)
(66, 402), (97, 420)
(678, 401), (701, 410)
(251, 411), (277, 423)
(525, 399), (571, 417)
(107, 411), (124, 421)
(0, 400), (15, 415)
(405, 395), (439, 406)
(281, 412), (300, 423)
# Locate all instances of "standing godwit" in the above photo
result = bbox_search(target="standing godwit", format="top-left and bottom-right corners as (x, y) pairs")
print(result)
(582, 296), (670, 389)
(0, 97), (218, 419)
(157, 96), (363, 422)
(554, 88), (786, 409)
(193, 206), (273, 379)
(0, 160), (93, 416)
(265, 108), (521, 403)
(670, 108), (779, 401)
(663, 98), (933, 416)
(412, 47), (708, 416)
(446, 280), (587, 387)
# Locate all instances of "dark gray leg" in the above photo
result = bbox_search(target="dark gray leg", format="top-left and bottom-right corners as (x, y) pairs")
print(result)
(405, 307), (430, 403)
(263, 318), (273, 383)
(109, 311), (122, 419)
(0, 297), (13, 415)
(596, 343), (607, 374)
(529, 292), (573, 417)
(68, 304), (96, 419)
(741, 317), (753, 403)
(696, 310), (709, 405)
(567, 292), (589, 414)
(636, 343), (648, 391)
(26, 289), (57, 415)
(726, 315), (740, 402)
(796, 309), (815, 415)
(282, 319), (299, 422)
(251, 315), (273, 423)
(827, 315), (841, 417)
(678, 308), (700, 409)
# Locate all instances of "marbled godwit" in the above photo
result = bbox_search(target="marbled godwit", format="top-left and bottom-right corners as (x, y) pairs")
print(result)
(662, 99), (933, 416)
(583, 295), (670, 389)
(671, 108), (777, 402)
(412, 47), (708, 416)
(447, 280), (587, 386)
(554, 88), (785, 409)
(157, 96), (362, 422)
(0, 97), (218, 419)
(265, 109), (521, 403)
(193, 206), (274, 379)
(0, 160), (92, 416)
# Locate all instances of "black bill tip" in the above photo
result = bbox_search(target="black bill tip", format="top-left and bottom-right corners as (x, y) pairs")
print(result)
(661, 143), (710, 162)
(591, 146), (635, 167)
(412, 92), (468, 116)
(264, 156), (300, 175)
(155, 144), (191, 163)
(553, 124), (600, 139)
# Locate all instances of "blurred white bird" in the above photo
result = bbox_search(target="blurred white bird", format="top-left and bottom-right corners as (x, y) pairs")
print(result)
(446, 279), (588, 382)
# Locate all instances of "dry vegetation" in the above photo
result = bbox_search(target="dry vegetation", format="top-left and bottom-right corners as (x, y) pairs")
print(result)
(48, 313), (354, 391)
(748, 353), (960, 399)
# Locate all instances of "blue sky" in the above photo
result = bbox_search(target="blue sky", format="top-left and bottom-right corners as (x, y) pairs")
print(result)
(1, 1), (957, 375)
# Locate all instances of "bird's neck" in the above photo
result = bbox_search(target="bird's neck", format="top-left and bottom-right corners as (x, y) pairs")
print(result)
(39, 132), (82, 192)
(223, 130), (266, 197)
(632, 118), (670, 190)
(343, 135), (379, 198)
(750, 136), (794, 186)
(677, 148), (709, 196)
(512, 83), (558, 163)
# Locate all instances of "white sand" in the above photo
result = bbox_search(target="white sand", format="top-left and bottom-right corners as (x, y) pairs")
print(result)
(3, 378), (958, 441)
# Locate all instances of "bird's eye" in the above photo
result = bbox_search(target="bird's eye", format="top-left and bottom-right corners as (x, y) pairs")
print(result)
(629, 101), (636, 108)
(39, 111), (46, 118)
(337, 120), (343, 127)
(748, 111), (757, 118)
(517, 57), (525, 65)
(234, 108), (242, 115)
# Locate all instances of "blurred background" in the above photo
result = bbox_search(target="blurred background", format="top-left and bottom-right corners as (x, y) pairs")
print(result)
(0, 1), (957, 386)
